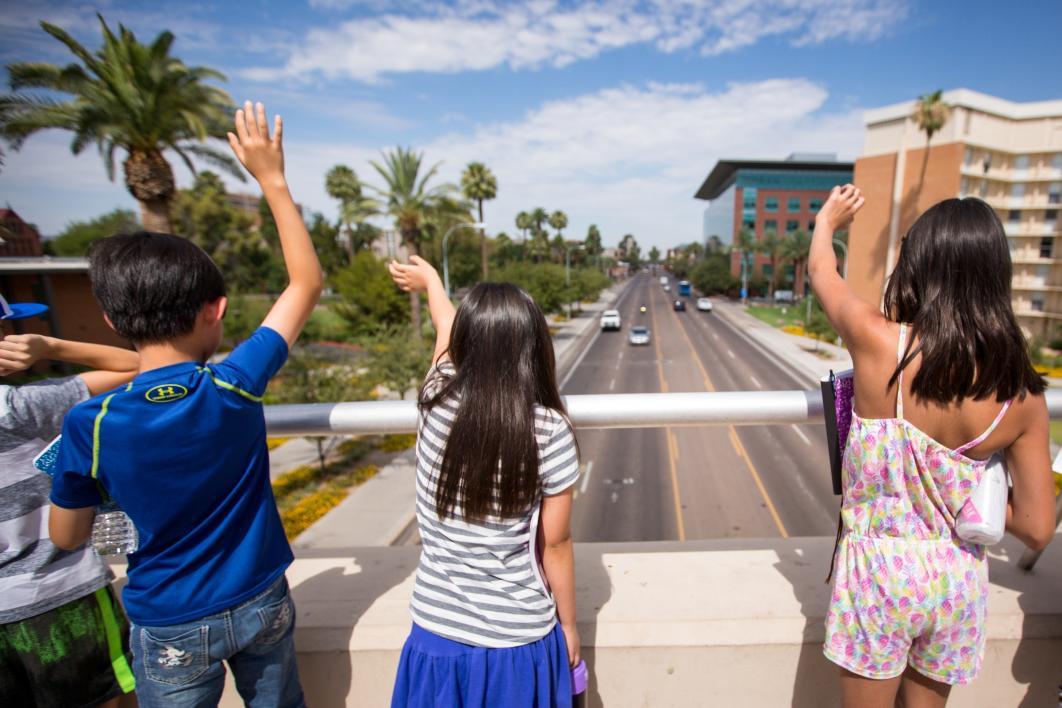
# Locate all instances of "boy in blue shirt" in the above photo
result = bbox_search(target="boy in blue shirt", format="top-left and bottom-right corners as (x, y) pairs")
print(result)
(48, 102), (322, 708)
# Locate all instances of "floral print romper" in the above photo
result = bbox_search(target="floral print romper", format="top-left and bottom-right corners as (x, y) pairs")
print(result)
(823, 324), (1011, 685)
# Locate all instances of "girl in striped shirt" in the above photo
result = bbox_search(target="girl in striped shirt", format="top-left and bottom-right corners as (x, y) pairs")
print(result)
(388, 256), (581, 708)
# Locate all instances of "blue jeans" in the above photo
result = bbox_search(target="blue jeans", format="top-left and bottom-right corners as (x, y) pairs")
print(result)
(130, 575), (305, 708)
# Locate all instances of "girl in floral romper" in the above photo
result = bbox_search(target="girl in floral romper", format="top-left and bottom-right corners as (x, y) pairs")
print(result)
(808, 189), (1056, 707)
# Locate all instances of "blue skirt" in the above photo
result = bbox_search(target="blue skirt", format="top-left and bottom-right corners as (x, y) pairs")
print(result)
(390, 622), (572, 708)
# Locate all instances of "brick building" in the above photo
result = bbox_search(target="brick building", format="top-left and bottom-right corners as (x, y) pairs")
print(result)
(847, 89), (1062, 336)
(694, 154), (853, 295)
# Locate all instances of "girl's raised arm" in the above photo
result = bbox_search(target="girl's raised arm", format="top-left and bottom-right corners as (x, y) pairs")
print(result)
(388, 256), (455, 365)
(808, 185), (883, 350)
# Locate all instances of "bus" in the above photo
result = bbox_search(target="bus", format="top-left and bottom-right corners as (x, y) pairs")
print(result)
(678, 280), (691, 297)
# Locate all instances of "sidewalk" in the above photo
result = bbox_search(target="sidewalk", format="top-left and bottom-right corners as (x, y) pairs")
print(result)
(711, 299), (852, 387)
(291, 277), (633, 548)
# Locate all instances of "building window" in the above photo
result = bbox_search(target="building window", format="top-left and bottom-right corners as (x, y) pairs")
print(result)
(1049, 183), (1061, 205)
(787, 197), (801, 211)
(1040, 238), (1053, 259)
(1031, 295), (1045, 312)
(1013, 155), (1029, 176)
(764, 197), (778, 212)
(1011, 183), (1024, 199)
(743, 187), (757, 209)
(762, 264), (773, 279)
(960, 177), (969, 196)
(964, 147), (973, 165)
(808, 220), (816, 231)
(1046, 209), (1058, 223)
(982, 154), (991, 174)
(743, 219), (755, 231)
(1053, 154), (1062, 171)
(809, 198), (823, 212)
(1009, 210), (1021, 222)
(786, 220), (799, 233)
(764, 219), (778, 233)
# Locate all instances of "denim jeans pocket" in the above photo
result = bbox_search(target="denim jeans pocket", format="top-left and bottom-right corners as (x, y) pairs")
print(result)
(140, 625), (210, 686)
(255, 591), (294, 647)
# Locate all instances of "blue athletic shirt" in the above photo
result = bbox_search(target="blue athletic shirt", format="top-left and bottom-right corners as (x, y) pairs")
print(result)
(50, 327), (292, 626)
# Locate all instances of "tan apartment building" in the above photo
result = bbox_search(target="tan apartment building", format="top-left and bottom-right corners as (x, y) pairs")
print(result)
(847, 89), (1062, 336)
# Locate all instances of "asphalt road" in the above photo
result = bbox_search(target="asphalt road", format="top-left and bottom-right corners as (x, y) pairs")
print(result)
(563, 272), (837, 542)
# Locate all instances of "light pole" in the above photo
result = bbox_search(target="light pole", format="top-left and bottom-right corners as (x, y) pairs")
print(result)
(442, 222), (487, 298)
(565, 244), (586, 317)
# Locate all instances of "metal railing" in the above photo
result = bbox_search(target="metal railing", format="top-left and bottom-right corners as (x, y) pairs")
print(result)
(265, 389), (1062, 571)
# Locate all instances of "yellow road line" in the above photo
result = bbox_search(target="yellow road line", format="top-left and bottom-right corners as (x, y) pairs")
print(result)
(649, 291), (686, 541)
(668, 302), (789, 538)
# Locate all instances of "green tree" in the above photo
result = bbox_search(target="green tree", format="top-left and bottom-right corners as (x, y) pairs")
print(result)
(0, 16), (241, 232)
(757, 230), (784, 298)
(306, 212), (347, 277)
(370, 146), (457, 333)
(50, 208), (138, 256)
(804, 299), (837, 351)
(333, 250), (410, 335)
(325, 164), (378, 259)
(782, 229), (813, 296)
(460, 161), (497, 279)
(515, 211), (532, 244)
(648, 246), (661, 265)
(690, 254), (737, 295)
(363, 327), (432, 400)
(548, 210), (568, 239)
(584, 224), (603, 258)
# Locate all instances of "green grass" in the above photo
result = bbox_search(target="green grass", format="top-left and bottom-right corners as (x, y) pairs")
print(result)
(746, 304), (804, 329)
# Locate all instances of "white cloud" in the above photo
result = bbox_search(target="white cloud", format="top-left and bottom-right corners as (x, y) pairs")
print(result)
(249, 0), (907, 83)
(0, 79), (864, 249)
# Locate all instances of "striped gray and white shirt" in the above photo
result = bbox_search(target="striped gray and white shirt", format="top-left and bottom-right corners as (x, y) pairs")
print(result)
(411, 362), (580, 648)
(0, 377), (110, 623)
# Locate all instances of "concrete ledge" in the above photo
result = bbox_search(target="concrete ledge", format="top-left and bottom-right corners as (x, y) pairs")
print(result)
(115, 535), (1061, 706)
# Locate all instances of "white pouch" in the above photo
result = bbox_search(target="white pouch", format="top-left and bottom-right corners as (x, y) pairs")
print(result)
(955, 454), (1008, 545)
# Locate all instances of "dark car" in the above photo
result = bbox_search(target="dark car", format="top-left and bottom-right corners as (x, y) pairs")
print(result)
(673, 299), (686, 311)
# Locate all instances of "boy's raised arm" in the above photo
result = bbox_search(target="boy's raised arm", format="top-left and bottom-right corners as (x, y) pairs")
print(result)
(228, 101), (323, 347)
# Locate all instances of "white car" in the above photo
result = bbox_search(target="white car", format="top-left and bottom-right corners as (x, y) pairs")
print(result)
(600, 309), (622, 331)
(628, 326), (651, 346)
(696, 297), (713, 312)
(663, 284), (671, 292)
(659, 276), (668, 286)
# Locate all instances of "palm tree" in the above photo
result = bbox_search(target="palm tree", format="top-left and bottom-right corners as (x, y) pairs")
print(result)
(783, 229), (813, 298)
(549, 210), (568, 239)
(325, 165), (378, 259)
(912, 90), (950, 188)
(734, 228), (757, 295)
(515, 211), (531, 243)
(460, 161), (497, 280)
(757, 230), (784, 298)
(529, 207), (549, 262)
(370, 146), (457, 332)
(0, 16), (241, 233)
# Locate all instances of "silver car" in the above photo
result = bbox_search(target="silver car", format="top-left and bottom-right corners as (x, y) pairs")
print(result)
(628, 326), (651, 346)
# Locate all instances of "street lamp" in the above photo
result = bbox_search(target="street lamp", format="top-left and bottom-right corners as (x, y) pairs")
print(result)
(442, 222), (487, 297)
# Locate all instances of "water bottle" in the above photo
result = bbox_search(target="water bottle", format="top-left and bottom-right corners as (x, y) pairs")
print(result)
(91, 501), (138, 556)
(955, 453), (1008, 545)
(571, 660), (588, 708)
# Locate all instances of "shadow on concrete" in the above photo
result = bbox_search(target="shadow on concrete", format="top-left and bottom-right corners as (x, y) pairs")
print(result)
(987, 545), (1061, 707)
(289, 546), (418, 707)
(772, 541), (842, 708)
(571, 545), (615, 708)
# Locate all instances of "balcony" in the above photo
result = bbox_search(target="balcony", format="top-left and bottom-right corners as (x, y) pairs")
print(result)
(1004, 221), (1057, 237)
(140, 391), (1062, 706)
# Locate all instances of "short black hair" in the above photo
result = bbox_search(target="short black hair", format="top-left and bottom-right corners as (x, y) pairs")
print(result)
(88, 231), (226, 344)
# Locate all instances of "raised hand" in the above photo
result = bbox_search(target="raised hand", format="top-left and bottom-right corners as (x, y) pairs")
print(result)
(388, 255), (442, 293)
(819, 184), (865, 231)
(227, 100), (284, 185)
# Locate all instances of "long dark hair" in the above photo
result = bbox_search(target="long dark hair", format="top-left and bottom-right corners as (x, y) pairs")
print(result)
(883, 197), (1045, 404)
(421, 283), (571, 521)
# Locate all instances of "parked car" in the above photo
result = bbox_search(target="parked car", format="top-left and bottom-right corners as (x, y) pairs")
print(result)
(600, 309), (622, 331)
(663, 284), (671, 292)
(673, 299), (686, 311)
(774, 289), (795, 303)
(628, 326), (651, 346)
(696, 297), (713, 312)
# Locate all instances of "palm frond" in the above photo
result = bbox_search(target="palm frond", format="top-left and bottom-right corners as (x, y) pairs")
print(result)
(179, 143), (245, 181)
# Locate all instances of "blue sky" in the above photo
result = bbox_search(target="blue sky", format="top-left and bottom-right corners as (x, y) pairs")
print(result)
(1, 0), (1061, 251)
